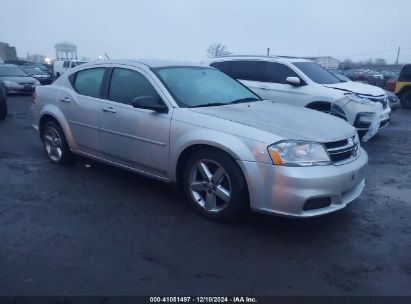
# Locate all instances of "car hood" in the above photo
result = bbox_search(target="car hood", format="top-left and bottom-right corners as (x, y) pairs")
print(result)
(323, 81), (386, 96)
(187, 101), (356, 143)
(0, 76), (37, 83)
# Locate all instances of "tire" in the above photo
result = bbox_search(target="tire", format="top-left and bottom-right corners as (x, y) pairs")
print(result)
(0, 99), (6, 121)
(42, 121), (73, 164)
(400, 90), (411, 109)
(183, 148), (249, 221)
(0, 86), (6, 120)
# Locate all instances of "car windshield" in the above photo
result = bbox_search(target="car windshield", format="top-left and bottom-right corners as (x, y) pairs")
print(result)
(0, 66), (28, 77)
(294, 62), (342, 84)
(153, 66), (260, 108)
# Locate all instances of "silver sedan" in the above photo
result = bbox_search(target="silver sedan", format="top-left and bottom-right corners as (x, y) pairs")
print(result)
(32, 59), (367, 221)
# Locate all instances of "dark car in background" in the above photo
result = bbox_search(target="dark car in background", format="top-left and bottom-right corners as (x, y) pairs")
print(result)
(0, 81), (6, 120)
(0, 65), (40, 94)
(22, 62), (52, 77)
(21, 66), (52, 85)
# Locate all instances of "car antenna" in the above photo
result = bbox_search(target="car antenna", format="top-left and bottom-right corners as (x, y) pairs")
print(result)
(104, 53), (110, 60)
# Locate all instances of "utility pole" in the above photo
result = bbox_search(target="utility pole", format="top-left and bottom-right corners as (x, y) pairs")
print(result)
(396, 46), (400, 65)
(267, 48), (270, 56)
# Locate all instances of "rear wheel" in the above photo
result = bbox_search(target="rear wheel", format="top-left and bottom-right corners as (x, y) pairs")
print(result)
(42, 121), (73, 164)
(0, 99), (6, 121)
(183, 149), (249, 221)
(400, 90), (411, 109)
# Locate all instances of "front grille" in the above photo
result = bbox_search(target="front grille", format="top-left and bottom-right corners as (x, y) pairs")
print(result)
(303, 197), (331, 211)
(324, 136), (358, 164)
(18, 82), (34, 86)
(361, 95), (388, 109)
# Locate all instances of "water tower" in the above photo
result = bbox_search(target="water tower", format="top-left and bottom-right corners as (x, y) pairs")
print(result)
(55, 42), (77, 60)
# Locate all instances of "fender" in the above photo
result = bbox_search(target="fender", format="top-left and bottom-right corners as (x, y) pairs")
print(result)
(39, 104), (77, 149)
(169, 127), (271, 183)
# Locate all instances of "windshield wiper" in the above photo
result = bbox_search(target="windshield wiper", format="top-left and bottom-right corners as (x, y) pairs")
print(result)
(190, 102), (227, 108)
(229, 97), (261, 104)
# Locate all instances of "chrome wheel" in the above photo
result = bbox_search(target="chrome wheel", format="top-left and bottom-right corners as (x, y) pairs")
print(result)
(189, 159), (231, 212)
(43, 126), (63, 162)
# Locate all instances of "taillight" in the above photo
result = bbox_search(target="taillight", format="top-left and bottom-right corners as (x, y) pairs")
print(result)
(32, 91), (37, 104)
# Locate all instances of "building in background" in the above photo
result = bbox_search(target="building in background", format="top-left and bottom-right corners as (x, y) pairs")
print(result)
(303, 56), (340, 69)
(0, 42), (18, 61)
(55, 42), (77, 60)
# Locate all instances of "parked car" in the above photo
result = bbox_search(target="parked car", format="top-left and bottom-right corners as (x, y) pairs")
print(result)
(384, 90), (400, 111)
(32, 59), (368, 220)
(0, 64), (40, 94)
(395, 64), (411, 109)
(0, 81), (7, 120)
(209, 56), (391, 137)
(53, 60), (87, 78)
(21, 66), (52, 85)
(22, 62), (52, 76)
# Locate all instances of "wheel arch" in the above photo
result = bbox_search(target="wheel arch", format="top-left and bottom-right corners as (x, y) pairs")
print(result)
(398, 84), (411, 97)
(38, 106), (74, 148)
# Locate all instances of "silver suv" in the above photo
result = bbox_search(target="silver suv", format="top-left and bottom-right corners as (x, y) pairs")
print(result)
(32, 60), (368, 220)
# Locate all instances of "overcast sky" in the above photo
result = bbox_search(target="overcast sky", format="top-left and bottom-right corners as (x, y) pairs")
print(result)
(1, 0), (410, 63)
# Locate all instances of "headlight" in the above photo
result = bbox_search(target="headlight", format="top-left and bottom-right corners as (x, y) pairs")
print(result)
(268, 141), (331, 167)
(3, 80), (20, 87)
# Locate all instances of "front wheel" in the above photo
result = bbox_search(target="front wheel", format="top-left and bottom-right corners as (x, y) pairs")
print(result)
(183, 149), (249, 221)
(400, 91), (411, 109)
(42, 121), (73, 164)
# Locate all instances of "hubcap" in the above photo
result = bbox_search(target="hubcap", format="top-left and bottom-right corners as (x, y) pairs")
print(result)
(43, 126), (63, 162)
(189, 159), (231, 212)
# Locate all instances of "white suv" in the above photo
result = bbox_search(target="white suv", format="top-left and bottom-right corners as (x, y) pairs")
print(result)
(209, 56), (391, 136)
(53, 59), (87, 78)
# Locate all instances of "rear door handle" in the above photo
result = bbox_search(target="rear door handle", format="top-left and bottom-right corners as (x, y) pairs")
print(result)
(102, 107), (117, 113)
(260, 86), (270, 90)
(59, 97), (71, 102)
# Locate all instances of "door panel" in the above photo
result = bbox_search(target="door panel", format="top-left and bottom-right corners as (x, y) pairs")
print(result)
(99, 67), (171, 176)
(59, 67), (106, 154)
(99, 101), (170, 175)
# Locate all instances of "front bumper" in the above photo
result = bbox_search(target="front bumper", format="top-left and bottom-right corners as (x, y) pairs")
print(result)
(354, 107), (391, 130)
(239, 147), (368, 217)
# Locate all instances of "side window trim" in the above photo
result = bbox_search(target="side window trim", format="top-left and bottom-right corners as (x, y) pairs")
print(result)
(262, 61), (306, 85)
(106, 67), (167, 108)
(70, 67), (107, 98)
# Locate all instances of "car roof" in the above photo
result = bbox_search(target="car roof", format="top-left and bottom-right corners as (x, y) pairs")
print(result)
(209, 55), (312, 64)
(83, 59), (207, 69)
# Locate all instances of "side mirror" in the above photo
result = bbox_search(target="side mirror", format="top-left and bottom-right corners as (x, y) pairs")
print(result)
(131, 96), (168, 113)
(286, 77), (301, 86)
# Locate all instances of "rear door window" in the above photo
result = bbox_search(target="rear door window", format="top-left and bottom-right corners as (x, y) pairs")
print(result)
(263, 62), (300, 84)
(108, 68), (160, 105)
(73, 68), (106, 98)
(228, 60), (265, 82)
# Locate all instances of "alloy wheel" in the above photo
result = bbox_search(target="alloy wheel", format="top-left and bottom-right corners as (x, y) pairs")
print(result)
(188, 159), (232, 212)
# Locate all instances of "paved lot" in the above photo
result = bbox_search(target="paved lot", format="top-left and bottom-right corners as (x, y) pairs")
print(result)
(0, 96), (411, 296)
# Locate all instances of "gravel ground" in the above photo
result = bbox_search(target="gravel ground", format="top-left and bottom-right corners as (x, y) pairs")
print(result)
(0, 96), (410, 296)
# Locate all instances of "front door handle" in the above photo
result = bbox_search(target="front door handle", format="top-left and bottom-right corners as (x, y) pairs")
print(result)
(260, 86), (270, 90)
(59, 97), (71, 102)
(102, 107), (117, 113)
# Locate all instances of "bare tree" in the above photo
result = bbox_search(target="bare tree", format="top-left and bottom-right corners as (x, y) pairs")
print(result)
(206, 43), (232, 58)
